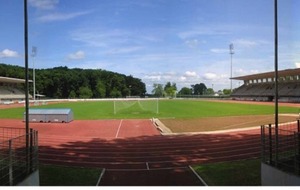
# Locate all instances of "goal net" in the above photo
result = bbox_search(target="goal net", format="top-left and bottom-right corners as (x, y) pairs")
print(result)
(114, 98), (159, 114)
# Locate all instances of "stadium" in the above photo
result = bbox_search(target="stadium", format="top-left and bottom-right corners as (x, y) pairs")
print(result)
(231, 68), (300, 103)
(1, 68), (300, 186)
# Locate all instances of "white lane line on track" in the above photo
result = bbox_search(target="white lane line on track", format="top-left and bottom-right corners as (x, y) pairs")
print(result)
(115, 119), (123, 138)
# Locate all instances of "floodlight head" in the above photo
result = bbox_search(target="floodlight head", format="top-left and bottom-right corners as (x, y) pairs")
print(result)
(229, 43), (234, 54)
(31, 46), (37, 57)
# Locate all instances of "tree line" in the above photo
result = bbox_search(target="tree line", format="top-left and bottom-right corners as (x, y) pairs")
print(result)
(152, 82), (232, 97)
(152, 82), (210, 97)
(0, 63), (146, 98)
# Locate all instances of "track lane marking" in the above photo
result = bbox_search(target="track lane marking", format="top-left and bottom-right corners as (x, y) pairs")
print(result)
(115, 119), (123, 138)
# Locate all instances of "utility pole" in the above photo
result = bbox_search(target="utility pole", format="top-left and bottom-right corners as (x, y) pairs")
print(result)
(229, 43), (234, 92)
(32, 46), (37, 101)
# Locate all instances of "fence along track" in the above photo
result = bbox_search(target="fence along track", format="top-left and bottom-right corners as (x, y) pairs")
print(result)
(0, 127), (38, 186)
(261, 120), (300, 176)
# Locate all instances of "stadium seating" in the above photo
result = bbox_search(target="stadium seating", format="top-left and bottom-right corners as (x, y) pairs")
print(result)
(232, 82), (300, 102)
(0, 86), (30, 102)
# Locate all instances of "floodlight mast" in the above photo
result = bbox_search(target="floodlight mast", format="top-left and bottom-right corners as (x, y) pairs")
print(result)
(274, 0), (279, 165)
(32, 46), (37, 101)
(24, 0), (29, 162)
(229, 43), (234, 92)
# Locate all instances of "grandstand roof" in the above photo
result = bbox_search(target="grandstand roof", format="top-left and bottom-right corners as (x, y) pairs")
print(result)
(231, 68), (300, 81)
(0, 76), (32, 84)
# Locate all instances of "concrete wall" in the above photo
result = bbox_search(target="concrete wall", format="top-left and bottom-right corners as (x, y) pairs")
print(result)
(17, 170), (40, 186)
(261, 163), (300, 186)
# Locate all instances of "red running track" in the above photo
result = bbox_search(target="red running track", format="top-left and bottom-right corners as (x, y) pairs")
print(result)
(0, 119), (261, 169)
(1, 119), (262, 185)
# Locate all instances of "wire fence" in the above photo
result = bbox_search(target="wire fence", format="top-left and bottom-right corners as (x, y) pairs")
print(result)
(261, 120), (300, 176)
(0, 127), (38, 186)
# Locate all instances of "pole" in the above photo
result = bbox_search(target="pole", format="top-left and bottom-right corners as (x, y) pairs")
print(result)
(156, 98), (159, 114)
(229, 44), (234, 92)
(33, 56), (35, 101)
(114, 100), (116, 114)
(24, 0), (29, 138)
(32, 47), (37, 101)
(24, 0), (30, 173)
(231, 54), (233, 91)
(274, 0), (279, 166)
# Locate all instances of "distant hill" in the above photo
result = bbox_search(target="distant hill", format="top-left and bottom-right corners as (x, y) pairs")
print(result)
(0, 63), (146, 98)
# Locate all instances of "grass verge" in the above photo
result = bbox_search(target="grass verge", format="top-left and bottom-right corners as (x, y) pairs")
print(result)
(0, 99), (299, 120)
(193, 159), (261, 186)
(39, 164), (102, 186)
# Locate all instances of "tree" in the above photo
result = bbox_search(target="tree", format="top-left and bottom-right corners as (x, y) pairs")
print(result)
(223, 89), (232, 95)
(178, 87), (192, 95)
(205, 88), (214, 95)
(0, 63), (146, 99)
(192, 83), (207, 95)
(164, 82), (177, 97)
(69, 90), (77, 99)
(95, 80), (106, 98)
(152, 83), (164, 97)
(78, 86), (93, 98)
(110, 88), (122, 98)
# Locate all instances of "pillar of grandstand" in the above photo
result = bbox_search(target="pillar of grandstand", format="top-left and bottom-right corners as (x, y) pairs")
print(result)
(0, 76), (32, 104)
(231, 68), (300, 103)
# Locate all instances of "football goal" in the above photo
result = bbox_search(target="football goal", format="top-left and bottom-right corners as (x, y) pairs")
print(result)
(113, 98), (159, 114)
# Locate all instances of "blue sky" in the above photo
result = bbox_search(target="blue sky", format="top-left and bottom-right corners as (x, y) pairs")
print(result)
(0, 0), (299, 93)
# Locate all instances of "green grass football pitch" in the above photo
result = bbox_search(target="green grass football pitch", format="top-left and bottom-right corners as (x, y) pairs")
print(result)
(0, 99), (298, 120)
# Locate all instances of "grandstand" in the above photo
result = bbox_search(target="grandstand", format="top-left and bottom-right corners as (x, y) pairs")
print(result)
(0, 76), (32, 104)
(231, 68), (300, 103)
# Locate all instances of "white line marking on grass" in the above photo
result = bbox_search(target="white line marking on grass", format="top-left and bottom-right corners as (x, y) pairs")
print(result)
(189, 165), (208, 186)
(96, 168), (106, 186)
(115, 119), (123, 138)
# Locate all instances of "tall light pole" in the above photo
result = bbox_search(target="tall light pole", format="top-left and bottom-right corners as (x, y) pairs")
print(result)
(274, 0), (279, 165)
(24, 0), (30, 163)
(229, 43), (234, 92)
(31, 46), (37, 101)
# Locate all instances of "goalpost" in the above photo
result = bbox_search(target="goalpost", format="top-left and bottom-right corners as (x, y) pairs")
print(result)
(113, 98), (159, 114)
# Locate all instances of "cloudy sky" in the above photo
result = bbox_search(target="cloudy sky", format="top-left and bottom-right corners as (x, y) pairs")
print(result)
(0, 0), (299, 93)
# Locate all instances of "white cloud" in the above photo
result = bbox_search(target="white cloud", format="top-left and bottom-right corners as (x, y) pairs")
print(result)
(210, 48), (228, 54)
(185, 39), (199, 48)
(203, 73), (218, 80)
(0, 49), (19, 58)
(105, 46), (143, 55)
(234, 68), (259, 77)
(232, 39), (270, 49)
(232, 39), (257, 48)
(178, 25), (230, 39)
(180, 76), (187, 81)
(67, 51), (85, 60)
(29, 0), (59, 10)
(295, 62), (300, 68)
(37, 11), (92, 22)
(71, 28), (130, 47)
(184, 71), (197, 77)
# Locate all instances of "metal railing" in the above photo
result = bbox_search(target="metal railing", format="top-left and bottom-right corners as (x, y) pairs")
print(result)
(0, 127), (38, 186)
(261, 120), (300, 176)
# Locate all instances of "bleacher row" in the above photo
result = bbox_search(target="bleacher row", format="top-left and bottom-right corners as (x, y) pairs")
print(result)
(231, 82), (300, 102)
(0, 86), (28, 103)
